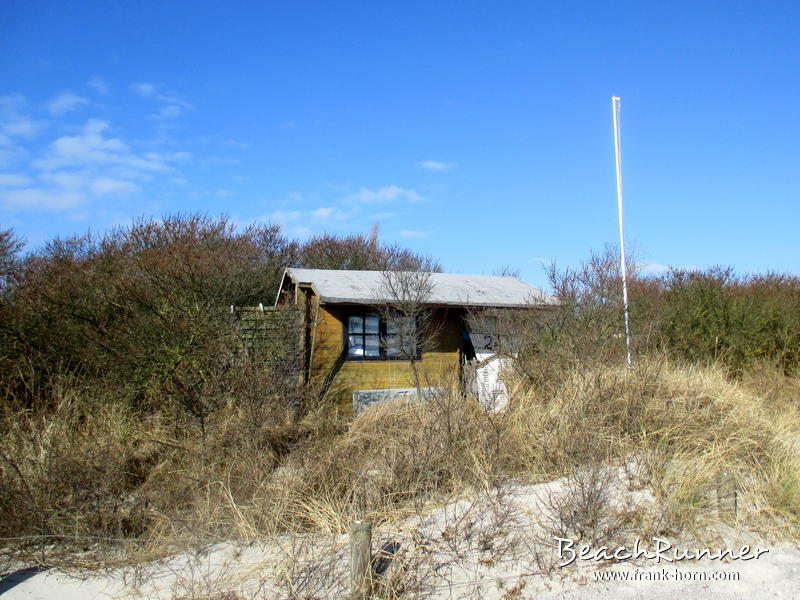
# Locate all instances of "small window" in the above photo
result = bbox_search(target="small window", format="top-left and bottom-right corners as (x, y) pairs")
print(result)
(346, 312), (418, 359)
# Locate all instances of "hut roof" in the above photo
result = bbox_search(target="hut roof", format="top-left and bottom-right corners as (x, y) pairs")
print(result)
(277, 268), (557, 308)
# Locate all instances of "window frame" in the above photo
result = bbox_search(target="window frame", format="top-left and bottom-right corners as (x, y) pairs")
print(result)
(343, 310), (421, 361)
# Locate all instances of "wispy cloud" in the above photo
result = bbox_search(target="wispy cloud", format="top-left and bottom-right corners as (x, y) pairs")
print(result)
(311, 206), (350, 221)
(368, 211), (396, 221)
(0, 95), (47, 140)
(151, 105), (184, 119)
(2, 101), (190, 216)
(350, 185), (422, 204)
(89, 176), (139, 195)
(46, 92), (90, 115)
(2, 119), (47, 139)
(268, 209), (303, 223)
(131, 82), (158, 97)
(3, 169), (142, 212)
(0, 94), (27, 118)
(251, 209), (311, 239)
(0, 81), (207, 224)
(33, 119), (173, 172)
(88, 77), (110, 95)
(0, 146), (27, 169)
(640, 262), (699, 274)
(0, 173), (32, 187)
(155, 93), (192, 109)
(224, 138), (250, 149)
(0, 95), (46, 165)
(400, 229), (426, 238)
(419, 160), (453, 172)
(131, 82), (193, 119)
(2, 187), (84, 210)
(39, 171), (87, 189)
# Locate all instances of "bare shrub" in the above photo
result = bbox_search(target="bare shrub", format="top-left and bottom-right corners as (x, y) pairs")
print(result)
(299, 231), (441, 272)
(540, 463), (632, 547)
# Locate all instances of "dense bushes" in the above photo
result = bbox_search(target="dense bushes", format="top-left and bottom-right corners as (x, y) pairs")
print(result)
(0, 214), (441, 544)
(487, 246), (800, 380)
(0, 215), (439, 413)
(0, 222), (798, 559)
(654, 269), (800, 374)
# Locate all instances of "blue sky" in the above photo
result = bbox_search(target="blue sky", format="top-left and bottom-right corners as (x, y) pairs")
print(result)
(1, 1), (798, 289)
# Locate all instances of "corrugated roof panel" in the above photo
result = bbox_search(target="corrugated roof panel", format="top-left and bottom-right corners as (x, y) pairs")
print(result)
(280, 268), (556, 307)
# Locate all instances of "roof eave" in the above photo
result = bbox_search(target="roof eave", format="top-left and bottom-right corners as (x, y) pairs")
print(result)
(316, 296), (557, 308)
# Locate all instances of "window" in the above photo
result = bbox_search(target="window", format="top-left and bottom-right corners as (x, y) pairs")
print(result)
(346, 313), (418, 359)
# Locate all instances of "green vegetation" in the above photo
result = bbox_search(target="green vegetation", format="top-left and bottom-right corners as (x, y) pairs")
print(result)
(0, 221), (798, 572)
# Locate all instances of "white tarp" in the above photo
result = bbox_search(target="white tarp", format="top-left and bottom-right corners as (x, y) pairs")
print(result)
(474, 352), (510, 412)
(352, 387), (444, 414)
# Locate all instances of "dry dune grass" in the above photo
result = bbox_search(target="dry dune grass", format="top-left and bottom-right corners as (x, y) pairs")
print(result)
(2, 357), (799, 571)
(504, 359), (800, 535)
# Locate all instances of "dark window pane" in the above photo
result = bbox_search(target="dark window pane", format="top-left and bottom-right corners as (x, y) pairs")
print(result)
(347, 313), (416, 359)
(348, 335), (364, 356)
(364, 334), (380, 356)
(348, 315), (363, 334)
(365, 315), (379, 334)
(385, 334), (402, 357)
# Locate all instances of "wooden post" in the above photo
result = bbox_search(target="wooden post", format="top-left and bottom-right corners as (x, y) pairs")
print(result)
(350, 520), (372, 600)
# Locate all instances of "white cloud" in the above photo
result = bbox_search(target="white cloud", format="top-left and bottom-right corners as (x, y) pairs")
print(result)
(268, 209), (302, 223)
(34, 119), (172, 172)
(1, 187), (84, 210)
(311, 206), (349, 221)
(224, 138), (250, 149)
(368, 211), (396, 221)
(0, 94), (47, 141)
(0, 90), (194, 216)
(0, 145), (27, 169)
(151, 104), (184, 119)
(89, 176), (138, 195)
(250, 211), (310, 238)
(39, 171), (87, 189)
(146, 150), (191, 162)
(419, 160), (452, 172)
(285, 191), (305, 203)
(640, 262), (670, 274)
(400, 229), (426, 238)
(1, 118), (47, 139)
(88, 77), (110, 95)
(311, 207), (334, 219)
(131, 83), (193, 119)
(46, 92), (90, 115)
(37, 171), (138, 197)
(350, 185), (423, 204)
(640, 262), (699, 275)
(0, 173), (32, 187)
(0, 94), (27, 118)
(131, 82), (158, 97)
(155, 93), (192, 109)
(288, 225), (312, 238)
(1, 169), (138, 213)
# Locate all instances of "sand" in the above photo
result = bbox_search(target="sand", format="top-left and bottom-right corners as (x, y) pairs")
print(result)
(3, 470), (798, 599)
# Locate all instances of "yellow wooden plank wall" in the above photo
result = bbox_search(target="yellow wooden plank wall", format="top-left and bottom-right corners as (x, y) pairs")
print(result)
(308, 297), (462, 413)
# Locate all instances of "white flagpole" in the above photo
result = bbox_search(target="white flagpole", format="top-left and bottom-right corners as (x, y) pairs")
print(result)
(612, 96), (633, 368)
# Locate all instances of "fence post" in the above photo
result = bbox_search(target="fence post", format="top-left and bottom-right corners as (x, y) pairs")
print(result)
(350, 520), (372, 599)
